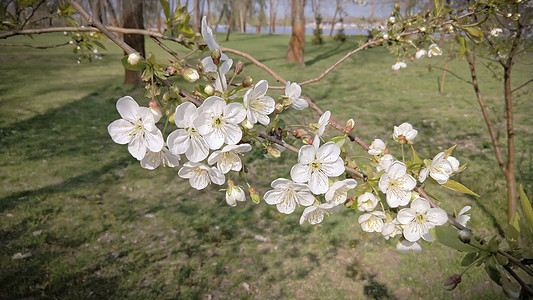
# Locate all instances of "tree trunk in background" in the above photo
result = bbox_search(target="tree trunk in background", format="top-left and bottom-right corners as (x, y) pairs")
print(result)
(122, 0), (145, 85)
(104, 0), (120, 30)
(193, 0), (200, 31)
(286, 0), (305, 65)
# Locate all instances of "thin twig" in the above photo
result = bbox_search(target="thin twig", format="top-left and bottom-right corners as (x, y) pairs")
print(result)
(222, 47), (286, 84)
(431, 65), (472, 84)
(500, 251), (533, 278)
(19, 0), (46, 30)
(0, 42), (70, 49)
(512, 79), (533, 93)
(151, 36), (181, 60)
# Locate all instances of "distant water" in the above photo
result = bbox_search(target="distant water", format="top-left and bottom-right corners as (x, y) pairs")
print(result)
(214, 25), (371, 36)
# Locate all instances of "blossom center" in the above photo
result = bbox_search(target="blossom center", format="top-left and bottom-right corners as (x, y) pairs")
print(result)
(310, 161), (322, 171)
(415, 212), (427, 223)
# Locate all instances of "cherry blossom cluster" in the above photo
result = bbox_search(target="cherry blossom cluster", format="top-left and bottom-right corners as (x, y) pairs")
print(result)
(107, 15), (472, 254)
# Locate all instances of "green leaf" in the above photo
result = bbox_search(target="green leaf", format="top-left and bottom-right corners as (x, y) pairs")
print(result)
(160, 0), (170, 20)
(444, 145), (457, 157)
(410, 145), (421, 164)
(463, 27), (483, 43)
(496, 253), (508, 266)
(507, 213), (520, 244)
(121, 56), (147, 71)
(458, 35), (466, 59)
(488, 236), (500, 252)
(519, 184), (533, 230)
(484, 256), (502, 285)
(92, 40), (106, 50)
(461, 252), (478, 267)
(433, 226), (478, 252)
(328, 136), (347, 148)
(442, 179), (480, 197)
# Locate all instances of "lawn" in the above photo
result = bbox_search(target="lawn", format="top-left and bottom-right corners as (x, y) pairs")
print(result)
(1, 32), (532, 299)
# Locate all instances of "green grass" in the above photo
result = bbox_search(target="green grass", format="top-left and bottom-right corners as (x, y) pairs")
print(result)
(1, 32), (532, 299)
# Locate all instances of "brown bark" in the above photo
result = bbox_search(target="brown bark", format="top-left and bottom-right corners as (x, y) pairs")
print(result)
(122, 0), (145, 85)
(286, 0), (305, 65)
(504, 65), (517, 221)
(329, 1), (339, 37)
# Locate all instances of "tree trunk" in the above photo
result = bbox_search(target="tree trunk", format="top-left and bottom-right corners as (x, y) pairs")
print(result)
(122, 0), (145, 85)
(193, 0), (200, 31)
(104, 0), (120, 29)
(286, 0), (305, 65)
(329, 1), (339, 37)
(504, 64), (517, 221)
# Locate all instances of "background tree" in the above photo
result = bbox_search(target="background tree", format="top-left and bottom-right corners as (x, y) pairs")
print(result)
(122, 0), (144, 85)
(286, 0), (305, 64)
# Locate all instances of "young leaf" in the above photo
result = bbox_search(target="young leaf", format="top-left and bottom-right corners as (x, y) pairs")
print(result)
(461, 251), (478, 267)
(442, 179), (480, 197)
(432, 226), (478, 252)
(444, 144), (457, 157)
(160, 0), (170, 20)
(458, 35), (466, 59)
(519, 184), (533, 230)
(410, 145), (421, 164)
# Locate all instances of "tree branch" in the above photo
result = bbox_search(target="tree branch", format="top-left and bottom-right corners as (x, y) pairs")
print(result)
(503, 265), (533, 296)
(512, 79), (532, 93)
(464, 51), (507, 174)
(19, 0), (46, 30)
(0, 41), (70, 49)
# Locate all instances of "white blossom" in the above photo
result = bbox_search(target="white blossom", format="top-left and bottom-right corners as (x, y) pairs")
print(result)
(325, 179), (357, 206)
(419, 152), (460, 184)
(382, 219), (403, 240)
(376, 154), (395, 172)
(243, 80), (275, 125)
(397, 197), (448, 242)
(140, 146), (180, 170)
(290, 138), (345, 195)
(490, 28), (503, 37)
(201, 16), (232, 92)
(178, 162), (225, 190)
(316, 111), (331, 138)
(428, 43), (442, 57)
(127, 53), (142, 65)
(391, 61), (407, 70)
(456, 206), (471, 227)
(393, 122), (418, 144)
(194, 96), (247, 149)
(208, 143), (252, 174)
(108, 96), (164, 160)
(264, 178), (315, 214)
(167, 102), (210, 162)
(378, 161), (417, 208)
(357, 192), (379, 212)
(285, 81), (309, 110)
(368, 139), (386, 156)
(358, 211), (387, 232)
(415, 49), (427, 59)
(226, 185), (246, 207)
(299, 203), (335, 225)
(396, 239), (422, 253)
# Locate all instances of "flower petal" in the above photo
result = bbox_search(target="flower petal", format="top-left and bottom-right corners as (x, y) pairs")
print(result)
(291, 164), (310, 183)
(308, 170), (329, 194)
(108, 119), (135, 144)
(116, 96), (139, 121)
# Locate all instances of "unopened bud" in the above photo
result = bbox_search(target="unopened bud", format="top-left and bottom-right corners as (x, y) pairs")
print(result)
(127, 52), (142, 66)
(512, 13), (520, 21)
(267, 146), (281, 158)
(383, 33), (389, 40)
(234, 61), (244, 74)
(420, 26), (426, 33)
(394, 3), (400, 11)
(242, 76), (253, 87)
(389, 16), (396, 24)
(303, 137), (313, 145)
(344, 119), (355, 134)
(293, 129), (307, 138)
(211, 48), (221, 65)
(506, 13), (513, 18)
(346, 196), (356, 207)
(242, 118), (254, 129)
(149, 101), (162, 122)
(167, 66), (178, 76)
(442, 274), (461, 291)
(204, 84), (215, 96)
(180, 68), (199, 83)
(249, 186), (260, 204)
(162, 92), (171, 103)
(458, 229), (472, 244)
(274, 103), (284, 114)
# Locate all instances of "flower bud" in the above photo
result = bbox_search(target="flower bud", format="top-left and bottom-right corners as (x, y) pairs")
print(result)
(149, 100), (162, 122)
(346, 196), (356, 207)
(267, 146), (281, 158)
(388, 16), (396, 24)
(274, 103), (284, 114)
(242, 76), (253, 87)
(293, 129), (307, 138)
(211, 48), (221, 65)
(167, 66), (178, 76)
(420, 26), (426, 33)
(242, 118), (254, 129)
(234, 61), (244, 74)
(383, 33), (389, 40)
(345, 119), (355, 134)
(458, 229), (472, 244)
(180, 68), (199, 83)
(162, 92), (172, 103)
(249, 186), (260, 204)
(127, 52), (142, 66)
(204, 84), (215, 96)
(442, 274), (461, 291)
(394, 3), (400, 11)
(303, 137), (313, 145)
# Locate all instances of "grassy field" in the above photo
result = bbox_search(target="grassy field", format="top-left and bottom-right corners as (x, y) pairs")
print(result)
(1, 32), (532, 299)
